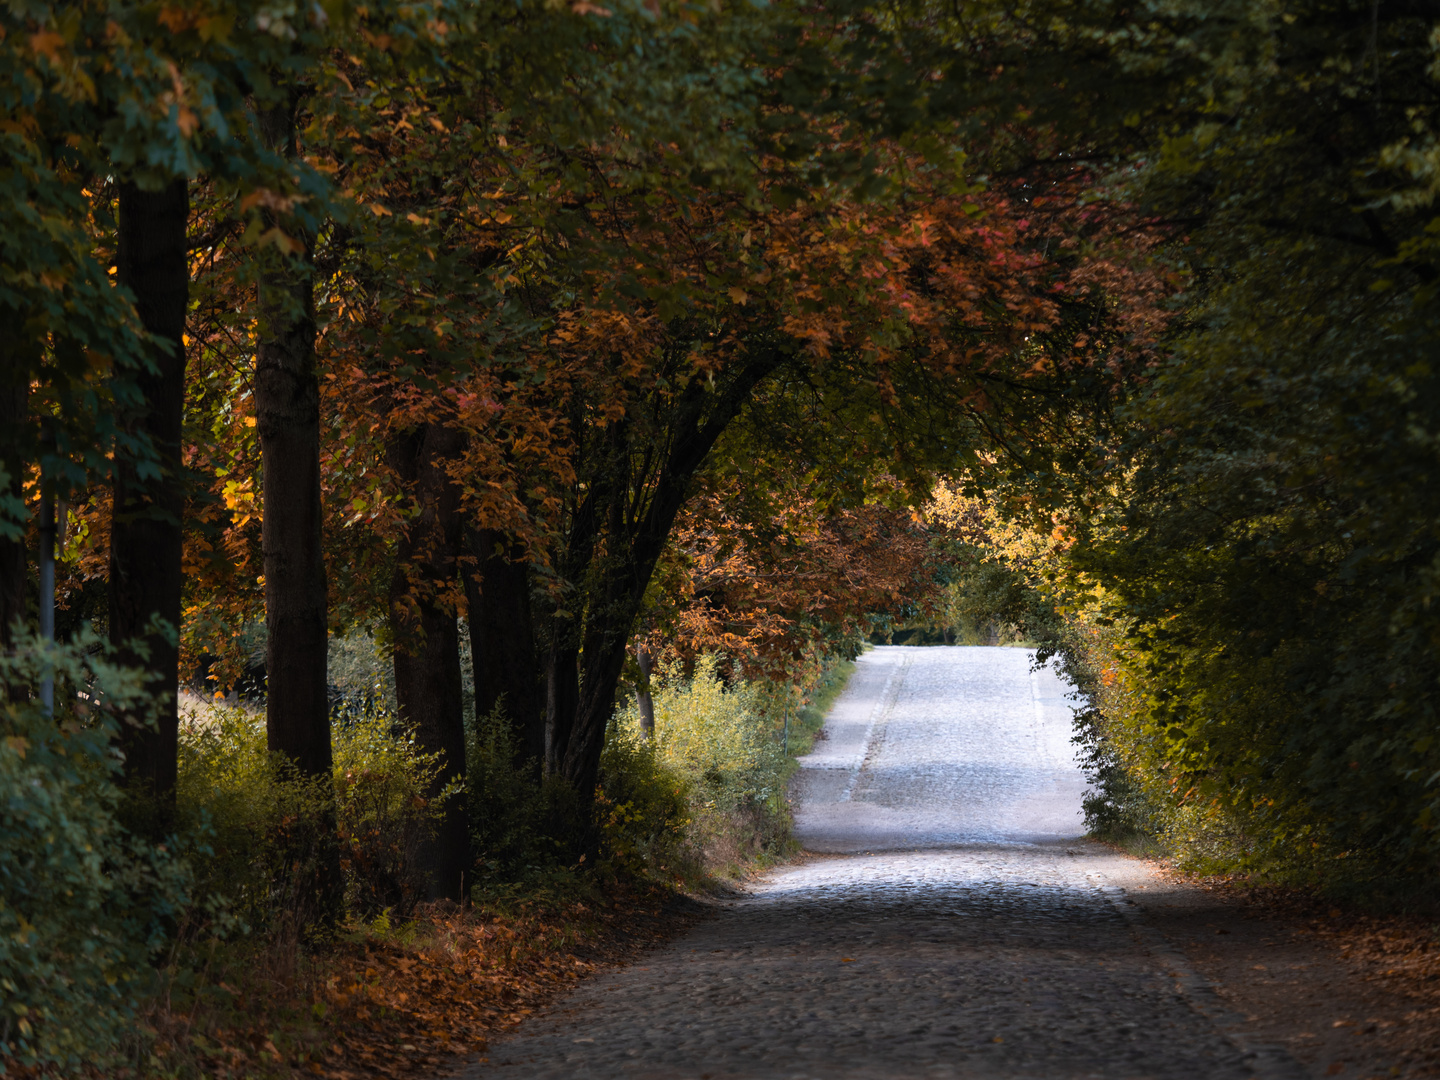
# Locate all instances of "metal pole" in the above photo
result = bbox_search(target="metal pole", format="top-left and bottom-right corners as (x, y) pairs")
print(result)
(783, 707), (789, 756)
(39, 490), (54, 714)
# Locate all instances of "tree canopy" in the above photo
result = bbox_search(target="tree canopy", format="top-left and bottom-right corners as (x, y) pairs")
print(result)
(4, 0), (1435, 935)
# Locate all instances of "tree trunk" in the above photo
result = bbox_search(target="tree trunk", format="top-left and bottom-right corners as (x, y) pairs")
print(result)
(255, 102), (331, 780)
(554, 352), (787, 803)
(387, 422), (470, 901)
(111, 179), (188, 814)
(0, 331), (30, 648)
(255, 101), (340, 929)
(562, 618), (635, 801)
(463, 528), (544, 775)
(544, 624), (581, 776)
(634, 642), (655, 741)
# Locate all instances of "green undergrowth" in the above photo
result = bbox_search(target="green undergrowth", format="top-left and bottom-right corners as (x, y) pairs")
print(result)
(175, 702), (451, 927)
(1, 630), (855, 1075)
(609, 654), (856, 882)
(0, 627), (454, 1076)
(1049, 613), (1440, 903)
(462, 651), (857, 896)
(0, 632), (191, 1077)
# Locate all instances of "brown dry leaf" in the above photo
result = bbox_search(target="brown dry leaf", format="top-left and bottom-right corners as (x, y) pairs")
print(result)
(135, 878), (695, 1080)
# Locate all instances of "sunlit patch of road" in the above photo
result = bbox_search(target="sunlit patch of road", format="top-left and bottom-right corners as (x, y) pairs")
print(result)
(792, 646), (1086, 851)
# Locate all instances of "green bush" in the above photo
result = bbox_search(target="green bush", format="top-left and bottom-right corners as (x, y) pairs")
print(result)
(467, 654), (853, 889)
(176, 702), (449, 927)
(334, 711), (452, 916)
(0, 631), (192, 1075)
(623, 655), (787, 809)
(613, 654), (792, 874)
(596, 722), (691, 878)
(462, 699), (690, 896)
(465, 704), (555, 879)
(1057, 613), (1356, 880)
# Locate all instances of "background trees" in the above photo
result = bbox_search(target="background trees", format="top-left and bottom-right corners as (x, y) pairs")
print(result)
(7, 0), (1163, 883)
(1090, 1), (1440, 880)
(931, 0), (1440, 885)
(12, 6), (1436, 1068)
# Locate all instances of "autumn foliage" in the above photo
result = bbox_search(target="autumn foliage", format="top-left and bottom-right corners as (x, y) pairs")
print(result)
(1, 0), (1180, 1072)
(138, 886), (695, 1080)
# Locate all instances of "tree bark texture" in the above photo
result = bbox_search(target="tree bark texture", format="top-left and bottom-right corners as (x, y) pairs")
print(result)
(544, 626), (581, 776)
(463, 528), (544, 776)
(0, 330), (31, 648)
(387, 422), (470, 901)
(111, 179), (188, 808)
(635, 642), (655, 741)
(255, 103), (331, 779)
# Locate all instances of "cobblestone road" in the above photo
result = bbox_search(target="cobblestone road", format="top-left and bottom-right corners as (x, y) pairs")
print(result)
(463, 647), (1304, 1080)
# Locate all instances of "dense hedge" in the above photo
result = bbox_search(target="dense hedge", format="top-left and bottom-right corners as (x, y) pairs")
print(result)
(0, 634), (191, 1074)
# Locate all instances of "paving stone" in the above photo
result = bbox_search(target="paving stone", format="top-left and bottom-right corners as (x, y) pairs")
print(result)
(461, 647), (1296, 1080)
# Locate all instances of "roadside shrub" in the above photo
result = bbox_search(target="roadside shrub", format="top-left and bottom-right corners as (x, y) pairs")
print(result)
(468, 654), (852, 889)
(465, 704), (555, 878)
(596, 723), (691, 878)
(614, 654), (791, 874)
(464, 699), (690, 895)
(176, 704), (307, 930)
(333, 712), (450, 916)
(176, 702), (447, 928)
(1063, 615), (1341, 880)
(1066, 621), (1169, 846)
(636, 656), (786, 808)
(0, 631), (191, 1075)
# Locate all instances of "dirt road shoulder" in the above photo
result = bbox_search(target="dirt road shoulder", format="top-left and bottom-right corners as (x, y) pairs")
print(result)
(1121, 864), (1440, 1079)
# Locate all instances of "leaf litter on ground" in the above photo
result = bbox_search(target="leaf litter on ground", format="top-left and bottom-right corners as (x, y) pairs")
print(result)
(125, 878), (703, 1079)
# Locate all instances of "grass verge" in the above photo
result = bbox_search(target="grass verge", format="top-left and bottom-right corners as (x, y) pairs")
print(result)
(780, 658), (855, 761)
